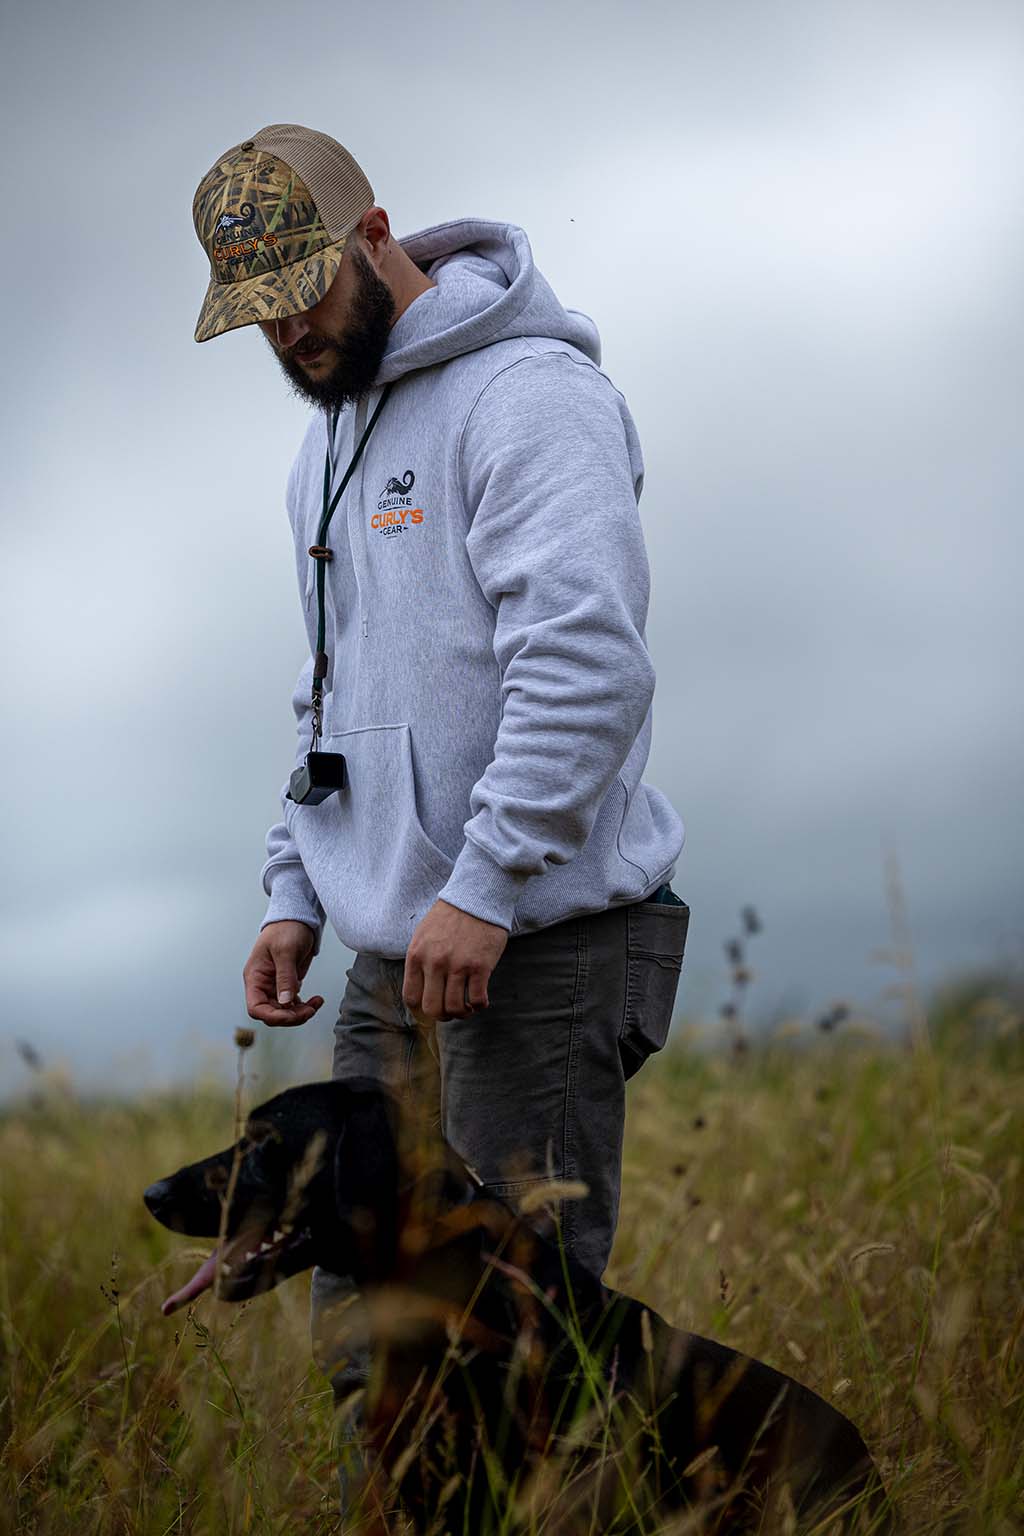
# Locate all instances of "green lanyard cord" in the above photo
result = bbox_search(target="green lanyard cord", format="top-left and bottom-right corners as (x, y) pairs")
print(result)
(309, 382), (394, 743)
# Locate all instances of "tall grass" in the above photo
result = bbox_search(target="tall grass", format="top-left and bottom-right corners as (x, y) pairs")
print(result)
(1, 983), (1020, 1533)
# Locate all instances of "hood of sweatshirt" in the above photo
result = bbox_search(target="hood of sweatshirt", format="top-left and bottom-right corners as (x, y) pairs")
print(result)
(374, 218), (601, 384)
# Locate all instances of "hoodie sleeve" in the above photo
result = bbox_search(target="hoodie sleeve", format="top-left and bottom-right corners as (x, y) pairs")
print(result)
(436, 351), (655, 931)
(258, 449), (326, 942)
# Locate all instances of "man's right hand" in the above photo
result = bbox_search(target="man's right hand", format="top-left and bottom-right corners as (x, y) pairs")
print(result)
(243, 920), (325, 1028)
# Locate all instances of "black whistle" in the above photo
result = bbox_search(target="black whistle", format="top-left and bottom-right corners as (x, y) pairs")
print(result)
(287, 751), (347, 805)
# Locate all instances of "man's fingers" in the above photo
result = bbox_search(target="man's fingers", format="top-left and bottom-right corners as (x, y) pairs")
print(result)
(402, 967), (494, 1023)
(466, 969), (490, 1013)
(273, 956), (301, 1006)
(420, 964), (446, 1024)
(244, 971), (277, 1018)
(250, 995), (325, 1029)
(402, 956), (425, 1013)
(443, 968), (472, 1020)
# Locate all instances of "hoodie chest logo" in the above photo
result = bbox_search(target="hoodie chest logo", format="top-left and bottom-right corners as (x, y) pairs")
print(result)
(372, 469), (426, 538)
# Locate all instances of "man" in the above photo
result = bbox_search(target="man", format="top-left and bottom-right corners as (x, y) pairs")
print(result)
(192, 123), (687, 1369)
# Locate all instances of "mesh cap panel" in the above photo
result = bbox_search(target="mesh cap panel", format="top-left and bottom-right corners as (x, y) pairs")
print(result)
(250, 123), (374, 240)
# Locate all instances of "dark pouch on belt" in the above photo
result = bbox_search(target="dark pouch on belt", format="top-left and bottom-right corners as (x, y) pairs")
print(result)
(619, 886), (690, 1081)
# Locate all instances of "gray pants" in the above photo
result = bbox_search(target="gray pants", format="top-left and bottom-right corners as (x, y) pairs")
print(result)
(311, 893), (689, 1394)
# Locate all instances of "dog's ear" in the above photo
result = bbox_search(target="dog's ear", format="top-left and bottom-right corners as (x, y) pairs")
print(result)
(333, 1083), (402, 1283)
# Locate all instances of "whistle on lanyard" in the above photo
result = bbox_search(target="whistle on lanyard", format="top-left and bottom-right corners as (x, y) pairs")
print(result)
(287, 750), (347, 805)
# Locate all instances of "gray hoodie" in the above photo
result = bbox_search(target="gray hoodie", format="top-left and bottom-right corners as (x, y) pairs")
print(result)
(260, 218), (684, 957)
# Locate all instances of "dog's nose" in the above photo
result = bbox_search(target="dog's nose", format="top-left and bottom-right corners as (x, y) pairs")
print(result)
(143, 1178), (174, 1217)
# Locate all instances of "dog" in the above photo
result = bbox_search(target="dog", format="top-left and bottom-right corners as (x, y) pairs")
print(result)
(144, 1078), (891, 1533)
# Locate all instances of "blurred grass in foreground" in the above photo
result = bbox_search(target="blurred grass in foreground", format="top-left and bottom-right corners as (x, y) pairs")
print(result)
(1, 980), (1021, 1534)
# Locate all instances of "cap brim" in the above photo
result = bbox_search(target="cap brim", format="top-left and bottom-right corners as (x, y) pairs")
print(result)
(194, 234), (350, 343)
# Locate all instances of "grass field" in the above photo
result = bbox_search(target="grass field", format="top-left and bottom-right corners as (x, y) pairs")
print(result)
(1, 978), (1021, 1534)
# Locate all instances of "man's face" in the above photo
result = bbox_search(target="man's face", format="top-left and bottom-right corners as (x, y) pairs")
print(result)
(259, 242), (396, 412)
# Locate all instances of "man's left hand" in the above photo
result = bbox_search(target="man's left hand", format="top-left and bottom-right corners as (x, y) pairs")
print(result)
(403, 899), (508, 1022)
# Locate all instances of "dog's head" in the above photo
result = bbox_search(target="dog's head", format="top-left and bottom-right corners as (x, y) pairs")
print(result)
(144, 1077), (471, 1315)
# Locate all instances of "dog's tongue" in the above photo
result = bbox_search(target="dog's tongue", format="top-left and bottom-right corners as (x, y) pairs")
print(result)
(161, 1251), (219, 1316)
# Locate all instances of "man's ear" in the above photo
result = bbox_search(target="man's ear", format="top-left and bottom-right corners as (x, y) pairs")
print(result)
(332, 1082), (402, 1283)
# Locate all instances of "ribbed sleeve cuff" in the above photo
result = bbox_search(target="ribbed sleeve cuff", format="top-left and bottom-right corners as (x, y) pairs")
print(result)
(260, 863), (325, 954)
(437, 838), (531, 932)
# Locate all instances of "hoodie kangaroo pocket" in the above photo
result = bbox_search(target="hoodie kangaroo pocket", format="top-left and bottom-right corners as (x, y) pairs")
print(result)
(286, 723), (454, 955)
(619, 898), (690, 1080)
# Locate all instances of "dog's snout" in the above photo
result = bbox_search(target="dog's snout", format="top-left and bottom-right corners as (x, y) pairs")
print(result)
(143, 1167), (226, 1236)
(144, 1178), (175, 1218)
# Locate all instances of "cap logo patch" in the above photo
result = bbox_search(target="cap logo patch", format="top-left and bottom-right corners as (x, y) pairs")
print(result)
(215, 203), (257, 233)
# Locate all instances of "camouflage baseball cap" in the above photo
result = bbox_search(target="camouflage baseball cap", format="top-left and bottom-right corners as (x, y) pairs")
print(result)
(192, 124), (375, 343)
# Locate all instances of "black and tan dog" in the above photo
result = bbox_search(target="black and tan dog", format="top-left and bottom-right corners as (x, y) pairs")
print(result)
(144, 1079), (891, 1534)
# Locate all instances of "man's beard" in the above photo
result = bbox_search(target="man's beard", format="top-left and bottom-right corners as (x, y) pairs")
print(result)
(268, 248), (397, 412)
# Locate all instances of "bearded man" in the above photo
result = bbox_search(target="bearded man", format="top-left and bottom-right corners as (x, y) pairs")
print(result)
(192, 123), (688, 1401)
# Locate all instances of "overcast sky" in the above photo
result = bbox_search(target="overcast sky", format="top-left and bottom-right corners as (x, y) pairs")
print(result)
(2, 0), (1021, 1095)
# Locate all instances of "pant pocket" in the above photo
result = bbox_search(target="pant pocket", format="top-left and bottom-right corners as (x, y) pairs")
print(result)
(620, 898), (690, 1080)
